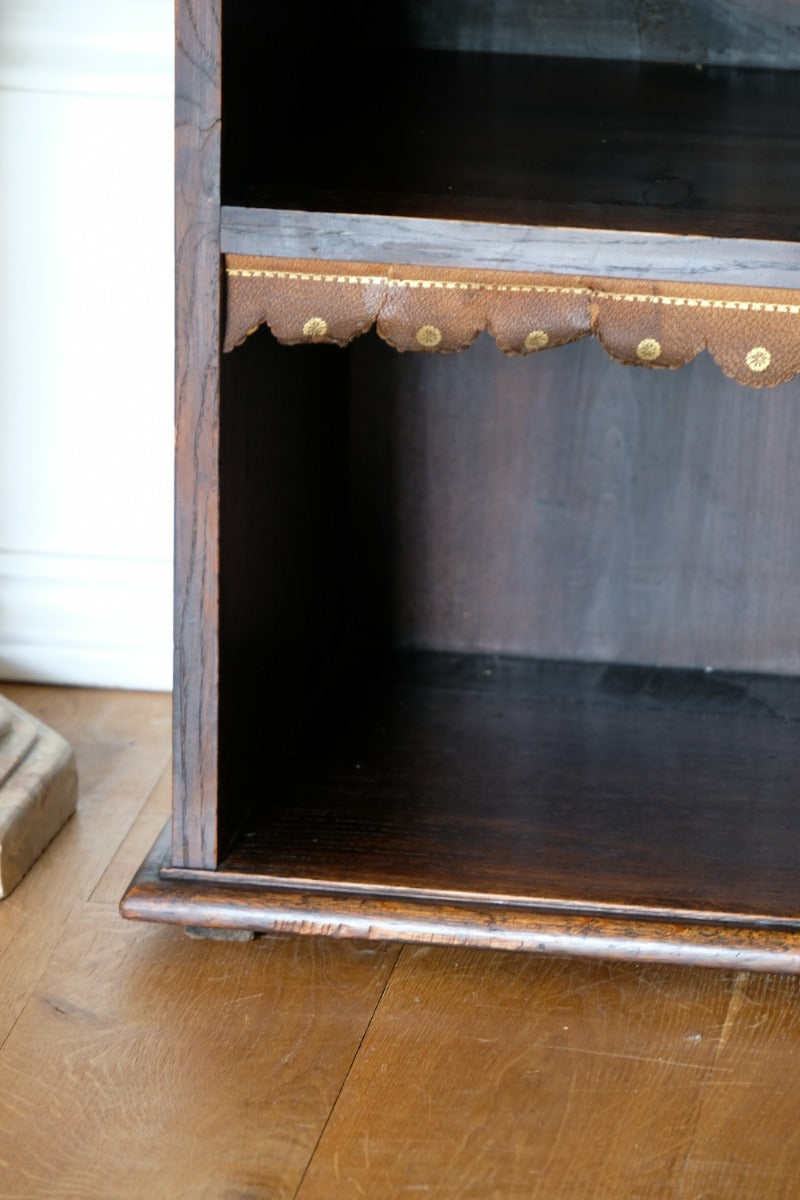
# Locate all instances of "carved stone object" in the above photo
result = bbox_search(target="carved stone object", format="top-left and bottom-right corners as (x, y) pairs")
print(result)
(0, 695), (77, 897)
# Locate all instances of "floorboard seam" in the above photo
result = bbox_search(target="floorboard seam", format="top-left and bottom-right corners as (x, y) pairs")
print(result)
(86, 757), (172, 905)
(0, 742), (171, 1057)
(0, 903), (76, 1057)
(291, 943), (404, 1198)
(0, 991), (32, 1058)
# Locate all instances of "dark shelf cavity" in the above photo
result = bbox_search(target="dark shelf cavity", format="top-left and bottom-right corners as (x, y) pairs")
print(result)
(220, 653), (800, 925)
(222, 46), (800, 244)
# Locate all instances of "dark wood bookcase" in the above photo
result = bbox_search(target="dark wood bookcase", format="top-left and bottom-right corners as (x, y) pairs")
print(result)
(122, 0), (800, 971)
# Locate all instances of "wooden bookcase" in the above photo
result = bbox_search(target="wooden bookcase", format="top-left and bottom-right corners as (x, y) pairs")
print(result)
(122, 0), (800, 970)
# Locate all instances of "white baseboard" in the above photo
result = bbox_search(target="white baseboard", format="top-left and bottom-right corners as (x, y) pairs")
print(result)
(0, 0), (172, 97)
(0, 550), (172, 690)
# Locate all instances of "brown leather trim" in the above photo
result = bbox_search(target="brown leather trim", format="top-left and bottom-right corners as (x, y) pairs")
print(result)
(224, 256), (800, 388)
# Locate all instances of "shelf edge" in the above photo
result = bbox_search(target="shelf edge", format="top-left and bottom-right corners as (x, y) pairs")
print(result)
(121, 825), (800, 975)
(221, 207), (800, 291)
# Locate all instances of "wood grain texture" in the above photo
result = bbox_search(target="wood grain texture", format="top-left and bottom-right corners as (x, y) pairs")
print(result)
(678, 971), (800, 1197)
(213, 653), (800, 921)
(4, 686), (800, 1197)
(90, 763), (171, 907)
(349, 335), (800, 674)
(0, 686), (170, 1044)
(294, 947), (784, 1199)
(221, 208), (800, 291)
(173, 0), (222, 869)
(0, 907), (399, 1200)
(124, 825), (800, 974)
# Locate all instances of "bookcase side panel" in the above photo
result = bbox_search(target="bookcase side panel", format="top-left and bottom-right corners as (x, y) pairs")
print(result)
(172, 0), (222, 869)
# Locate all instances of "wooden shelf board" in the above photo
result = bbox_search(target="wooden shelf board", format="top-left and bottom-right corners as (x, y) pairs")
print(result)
(220, 207), (800, 290)
(122, 654), (800, 970)
(222, 51), (800, 248)
(122, 824), (800, 974)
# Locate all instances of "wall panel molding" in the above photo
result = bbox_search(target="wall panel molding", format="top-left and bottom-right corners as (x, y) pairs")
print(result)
(0, 550), (172, 690)
(0, 0), (172, 96)
(0, 0), (173, 690)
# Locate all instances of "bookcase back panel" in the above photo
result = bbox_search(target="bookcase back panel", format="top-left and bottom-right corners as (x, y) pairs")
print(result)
(349, 334), (800, 674)
(224, 1), (800, 67)
(397, 0), (800, 66)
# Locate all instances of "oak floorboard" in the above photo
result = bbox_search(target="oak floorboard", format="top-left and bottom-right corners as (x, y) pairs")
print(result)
(0, 906), (398, 1200)
(0, 686), (171, 1043)
(296, 945), (745, 1200)
(89, 763), (171, 906)
(676, 971), (800, 1198)
(2, 687), (800, 1197)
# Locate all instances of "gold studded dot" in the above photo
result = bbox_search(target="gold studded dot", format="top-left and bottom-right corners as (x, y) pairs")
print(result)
(745, 346), (771, 373)
(636, 338), (662, 362)
(303, 317), (328, 339)
(415, 324), (443, 348)
(524, 329), (550, 352)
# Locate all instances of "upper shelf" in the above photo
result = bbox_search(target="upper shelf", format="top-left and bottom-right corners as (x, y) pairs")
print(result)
(223, 50), (800, 241)
(221, 49), (800, 287)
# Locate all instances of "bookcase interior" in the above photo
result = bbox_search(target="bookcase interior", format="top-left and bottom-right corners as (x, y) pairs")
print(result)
(212, 327), (800, 927)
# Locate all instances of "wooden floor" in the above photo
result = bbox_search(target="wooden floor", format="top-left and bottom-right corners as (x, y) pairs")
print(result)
(1, 685), (800, 1198)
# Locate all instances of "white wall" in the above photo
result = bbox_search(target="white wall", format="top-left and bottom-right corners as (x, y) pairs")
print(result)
(0, 0), (174, 689)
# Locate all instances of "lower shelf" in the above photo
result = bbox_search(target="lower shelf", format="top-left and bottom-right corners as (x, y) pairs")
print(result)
(121, 653), (800, 972)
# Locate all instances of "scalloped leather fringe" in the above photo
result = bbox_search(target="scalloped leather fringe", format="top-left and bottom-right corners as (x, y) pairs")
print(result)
(224, 256), (800, 388)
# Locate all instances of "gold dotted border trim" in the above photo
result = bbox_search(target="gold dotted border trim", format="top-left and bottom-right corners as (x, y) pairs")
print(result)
(226, 266), (800, 315)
